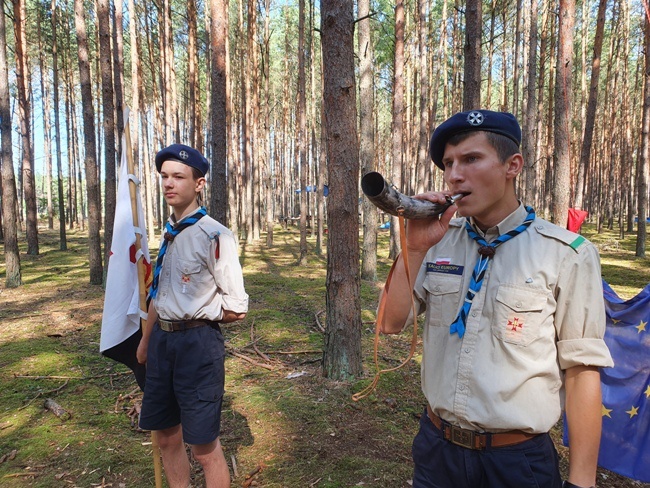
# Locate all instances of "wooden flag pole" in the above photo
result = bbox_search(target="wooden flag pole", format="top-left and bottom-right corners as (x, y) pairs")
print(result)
(123, 109), (163, 488)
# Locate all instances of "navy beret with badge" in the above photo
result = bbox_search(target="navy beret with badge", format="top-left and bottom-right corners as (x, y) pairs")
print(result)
(155, 143), (209, 176)
(429, 110), (521, 170)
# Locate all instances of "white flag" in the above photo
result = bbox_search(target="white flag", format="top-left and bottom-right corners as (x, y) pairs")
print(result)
(100, 121), (151, 389)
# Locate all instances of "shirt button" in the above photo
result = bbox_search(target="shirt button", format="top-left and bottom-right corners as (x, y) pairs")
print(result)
(515, 301), (522, 308)
(459, 385), (465, 391)
(434, 286), (441, 292)
(464, 348), (471, 353)
(471, 311), (478, 317)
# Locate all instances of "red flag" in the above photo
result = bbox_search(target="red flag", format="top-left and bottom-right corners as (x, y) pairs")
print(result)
(567, 208), (588, 233)
(100, 121), (151, 390)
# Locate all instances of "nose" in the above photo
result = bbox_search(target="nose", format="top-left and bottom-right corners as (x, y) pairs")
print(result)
(445, 161), (465, 184)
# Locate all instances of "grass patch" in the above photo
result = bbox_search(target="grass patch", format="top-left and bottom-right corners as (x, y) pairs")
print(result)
(0, 223), (648, 487)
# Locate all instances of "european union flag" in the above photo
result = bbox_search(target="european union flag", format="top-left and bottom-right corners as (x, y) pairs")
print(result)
(597, 280), (650, 482)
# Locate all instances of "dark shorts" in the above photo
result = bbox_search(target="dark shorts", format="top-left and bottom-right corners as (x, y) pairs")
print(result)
(139, 323), (225, 445)
(412, 408), (562, 488)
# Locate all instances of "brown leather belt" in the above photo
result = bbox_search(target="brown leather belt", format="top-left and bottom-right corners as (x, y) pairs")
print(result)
(158, 319), (215, 332)
(426, 405), (538, 450)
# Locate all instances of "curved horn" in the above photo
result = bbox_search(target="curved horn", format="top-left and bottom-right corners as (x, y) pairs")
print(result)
(361, 172), (461, 219)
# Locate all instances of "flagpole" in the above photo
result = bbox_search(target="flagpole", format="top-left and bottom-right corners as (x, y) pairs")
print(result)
(123, 109), (164, 488)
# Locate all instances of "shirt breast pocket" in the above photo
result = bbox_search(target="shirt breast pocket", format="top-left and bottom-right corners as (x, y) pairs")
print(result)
(176, 258), (203, 295)
(422, 274), (462, 328)
(492, 284), (548, 346)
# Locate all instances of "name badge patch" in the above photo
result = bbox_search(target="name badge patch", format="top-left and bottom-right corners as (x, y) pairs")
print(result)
(426, 262), (464, 275)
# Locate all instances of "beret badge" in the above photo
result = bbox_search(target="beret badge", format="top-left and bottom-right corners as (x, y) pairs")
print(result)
(467, 111), (484, 126)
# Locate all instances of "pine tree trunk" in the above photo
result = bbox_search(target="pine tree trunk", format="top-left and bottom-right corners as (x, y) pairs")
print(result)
(210, 0), (229, 224)
(359, 0), (377, 280)
(389, 0), (405, 260)
(0, 1), (21, 287)
(552, 0), (574, 226)
(321, 0), (362, 380)
(13, 0), (39, 255)
(75, 0), (103, 285)
(462, 0), (481, 110)
(297, 0), (308, 264)
(636, 15), (649, 257)
(98, 0), (117, 268)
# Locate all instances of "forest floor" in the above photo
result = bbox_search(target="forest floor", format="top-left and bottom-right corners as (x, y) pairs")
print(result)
(0, 223), (648, 488)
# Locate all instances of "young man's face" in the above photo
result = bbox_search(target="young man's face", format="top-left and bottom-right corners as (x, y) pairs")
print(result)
(442, 132), (520, 227)
(160, 160), (204, 209)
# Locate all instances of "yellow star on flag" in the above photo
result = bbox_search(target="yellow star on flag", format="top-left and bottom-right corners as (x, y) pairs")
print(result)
(626, 406), (639, 418)
(636, 320), (648, 333)
(645, 385), (650, 398)
(602, 404), (613, 418)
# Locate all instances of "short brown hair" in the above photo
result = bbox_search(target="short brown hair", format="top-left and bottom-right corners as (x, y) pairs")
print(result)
(447, 131), (520, 163)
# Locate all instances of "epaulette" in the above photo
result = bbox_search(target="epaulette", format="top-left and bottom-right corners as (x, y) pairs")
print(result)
(197, 219), (221, 240)
(533, 222), (589, 253)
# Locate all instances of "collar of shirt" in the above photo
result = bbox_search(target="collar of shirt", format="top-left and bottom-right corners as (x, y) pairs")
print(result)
(168, 206), (204, 227)
(469, 202), (529, 240)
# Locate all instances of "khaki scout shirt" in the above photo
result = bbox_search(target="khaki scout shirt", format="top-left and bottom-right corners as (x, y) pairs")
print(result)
(154, 211), (249, 321)
(410, 204), (613, 434)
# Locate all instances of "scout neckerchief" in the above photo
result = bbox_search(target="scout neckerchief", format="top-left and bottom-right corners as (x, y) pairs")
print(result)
(149, 206), (207, 300)
(449, 206), (536, 338)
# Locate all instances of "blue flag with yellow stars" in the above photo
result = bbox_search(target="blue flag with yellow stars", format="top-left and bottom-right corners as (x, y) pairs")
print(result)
(596, 280), (650, 482)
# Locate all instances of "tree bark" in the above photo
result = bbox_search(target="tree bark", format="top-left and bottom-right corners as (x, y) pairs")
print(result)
(636, 14), (649, 257)
(359, 0), (377, 281)
(13, 0), (39, 255)
(98, 0), (117, 269)
(552, 0), (574, 227)
(575, 0), (607, 210)
(0, 0), (21, 287)
(462, 0), (482, 110)
(321, 0), (362, 380)
(210, 0), (229, 224)
(297, 0), (308, 264)
(75, 0), (104, 285)
(389, 0), (405, 260)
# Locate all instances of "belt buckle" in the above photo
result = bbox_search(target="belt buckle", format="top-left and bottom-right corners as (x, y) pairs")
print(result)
(159, 319), (174, 332)
(449, 425), (477, 449)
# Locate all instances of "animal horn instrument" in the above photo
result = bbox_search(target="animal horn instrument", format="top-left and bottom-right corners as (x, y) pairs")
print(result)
(361, 171), (463, 219)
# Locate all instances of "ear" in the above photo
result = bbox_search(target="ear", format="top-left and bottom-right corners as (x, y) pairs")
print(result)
(505, 153), (524, 180)
(195, 176), (206, 192)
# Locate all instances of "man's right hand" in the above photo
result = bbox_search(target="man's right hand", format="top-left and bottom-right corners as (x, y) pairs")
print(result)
(136, 338), (148, 364)
(405, 193), (458, 252)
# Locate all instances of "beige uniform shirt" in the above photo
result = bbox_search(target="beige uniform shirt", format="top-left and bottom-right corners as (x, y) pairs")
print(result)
(410, 204), (613, 434)
(154, 212), (249, 321)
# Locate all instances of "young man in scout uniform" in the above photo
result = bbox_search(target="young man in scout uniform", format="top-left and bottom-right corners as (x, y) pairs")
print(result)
(137, 144), (248, 488)
(379, 110), (613, 488)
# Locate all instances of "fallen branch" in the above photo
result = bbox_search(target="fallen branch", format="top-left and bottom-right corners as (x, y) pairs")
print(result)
(14, 371), (133, 381)
(266, 350), (321, 355)
(44, 398), (72, 421)
(226, 347), (275, 371)
(250, 320), (271, 362)
(314, 310), (325, 333)
(242, 464), (264, 488)
(18, 380), (69, 411)
(230, 455), (239, 478)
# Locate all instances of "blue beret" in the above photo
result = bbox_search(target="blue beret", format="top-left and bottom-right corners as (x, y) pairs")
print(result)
(429, 110), (521, 169)
(155, 144), (209, 176)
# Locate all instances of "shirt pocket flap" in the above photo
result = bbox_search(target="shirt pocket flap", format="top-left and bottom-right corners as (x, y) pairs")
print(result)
(423, 274), (462, 296)
(495, 285), (546, 313)
(178, 258), (202, 275)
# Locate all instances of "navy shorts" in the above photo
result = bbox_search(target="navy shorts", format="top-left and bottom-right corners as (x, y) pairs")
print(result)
(139, 323), (225, 445)
(412, 408), (562, 488)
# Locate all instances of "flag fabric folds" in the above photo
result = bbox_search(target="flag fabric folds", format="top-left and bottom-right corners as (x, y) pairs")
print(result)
(99, 135), (151, 391)
(564, 280), (650, 482)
